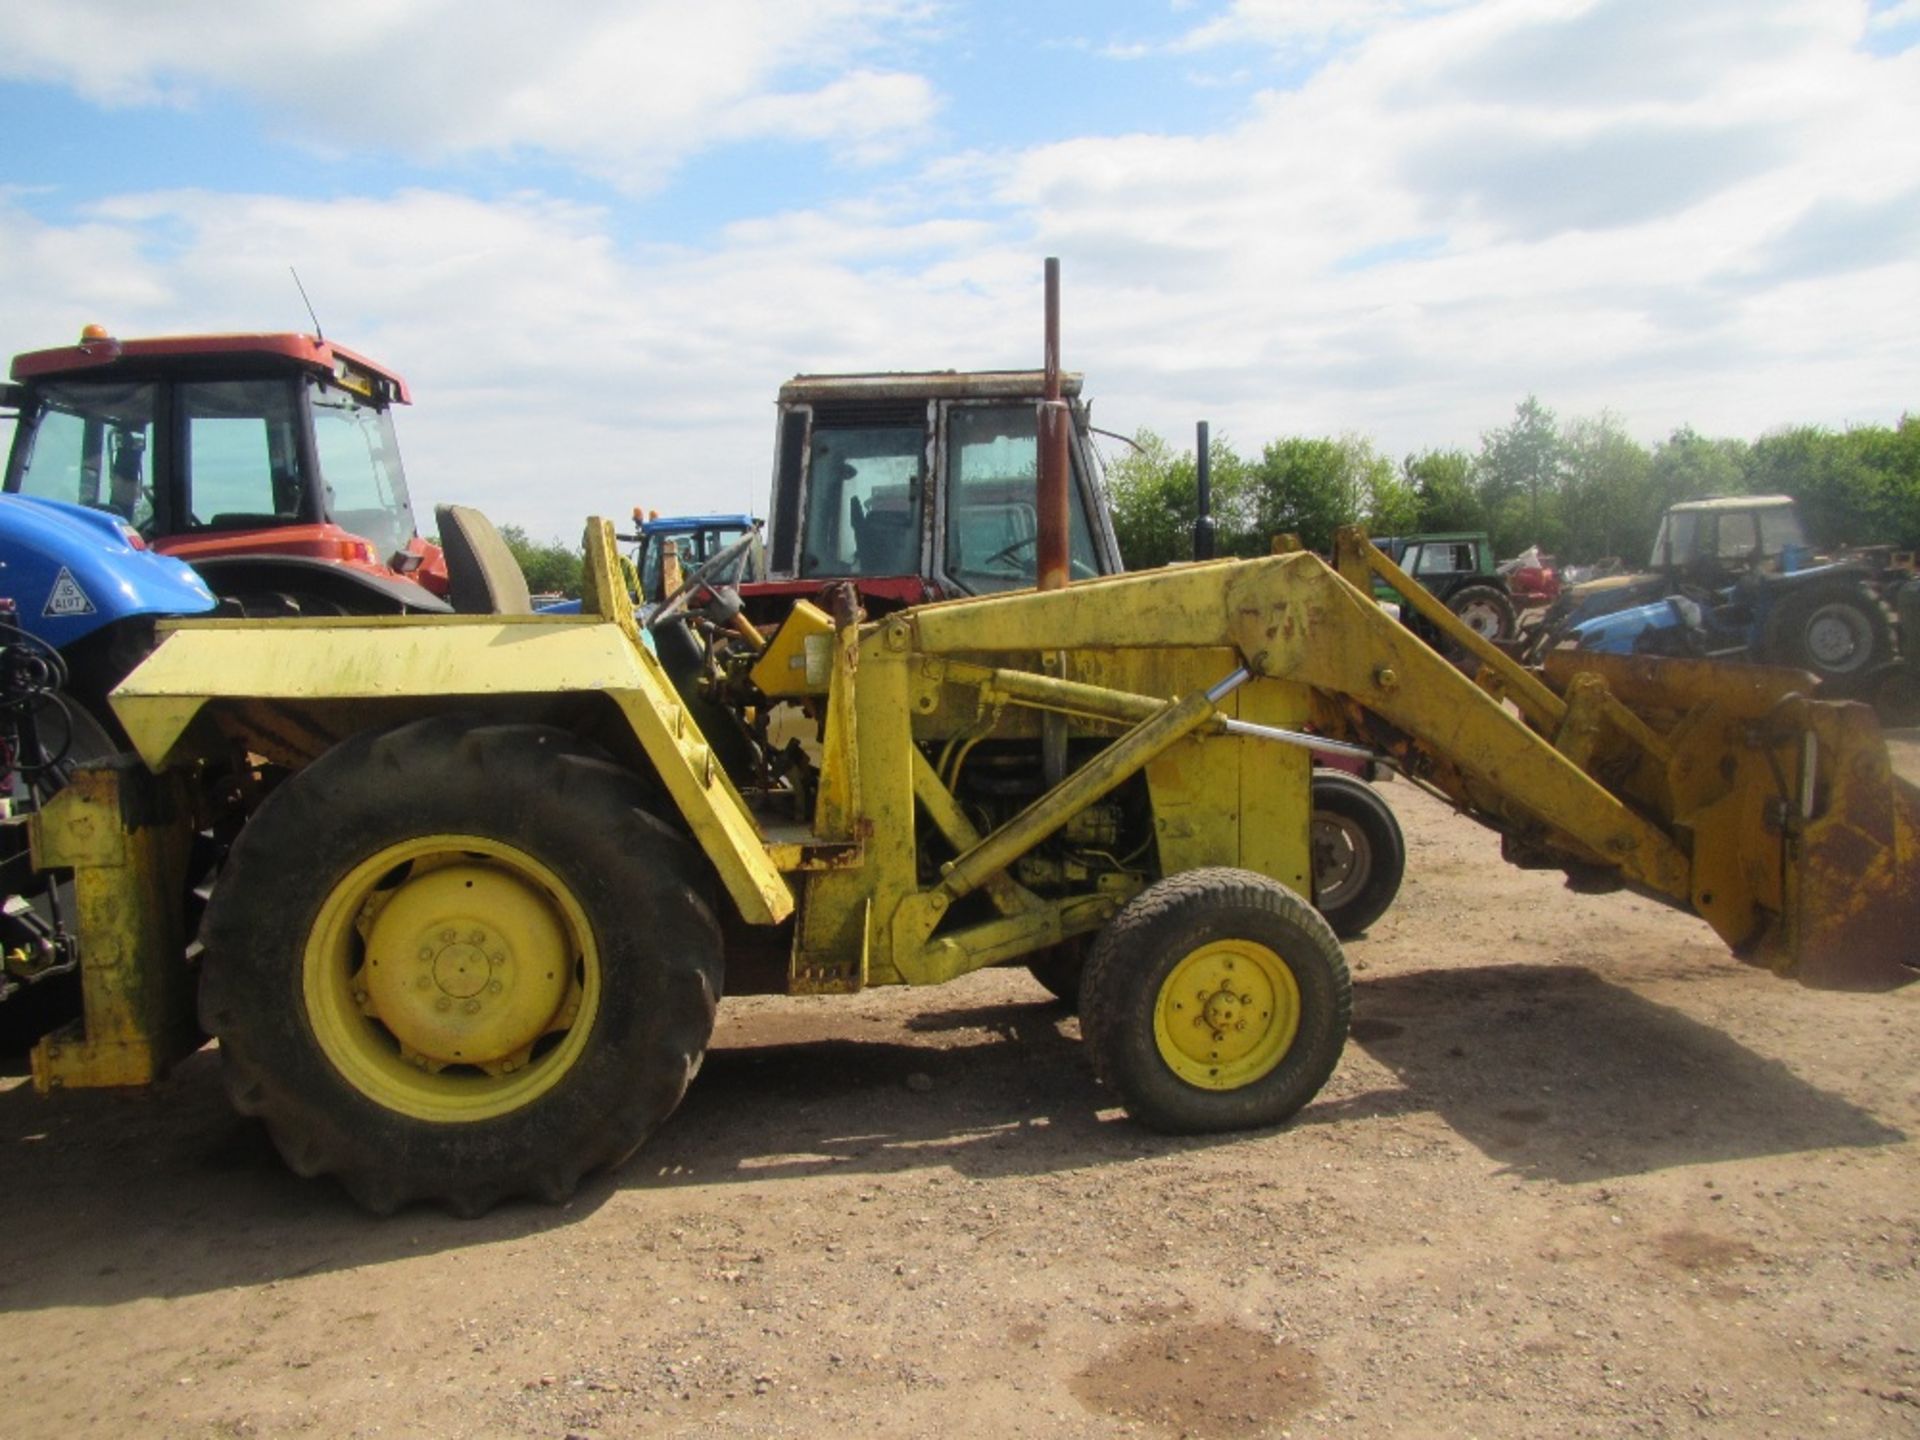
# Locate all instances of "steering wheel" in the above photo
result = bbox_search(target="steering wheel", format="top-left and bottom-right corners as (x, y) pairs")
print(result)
(649, 525), (762, 630)
(980, 534), (1097, 580)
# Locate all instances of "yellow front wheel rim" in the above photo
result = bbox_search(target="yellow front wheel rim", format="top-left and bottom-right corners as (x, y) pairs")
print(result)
(304, 835), (600, 1123)
(1153, 939), (1301, 1090)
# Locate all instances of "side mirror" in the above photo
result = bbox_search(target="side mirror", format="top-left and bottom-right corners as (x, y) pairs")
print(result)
(0, 382), (23, 413)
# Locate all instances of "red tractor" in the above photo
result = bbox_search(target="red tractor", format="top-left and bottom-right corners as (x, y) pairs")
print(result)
(659, 370), (1406, 950)
(4, 328), (449, 616)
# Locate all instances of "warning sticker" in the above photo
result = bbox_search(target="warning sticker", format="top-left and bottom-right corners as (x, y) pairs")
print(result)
(43, 567), (97, 618)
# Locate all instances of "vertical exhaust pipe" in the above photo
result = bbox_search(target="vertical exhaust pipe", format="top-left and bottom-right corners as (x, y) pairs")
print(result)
(1038, 259), (1072, 786)
(1037, 257), (1071, 593)
(1194, 419), (1216, 560)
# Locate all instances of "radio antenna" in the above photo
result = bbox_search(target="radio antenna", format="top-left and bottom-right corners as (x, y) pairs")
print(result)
(290, 266), (324, 341)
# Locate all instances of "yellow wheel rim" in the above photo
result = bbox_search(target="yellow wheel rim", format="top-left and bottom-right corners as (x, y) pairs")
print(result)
(304, 835), (599, 1123)
(1153, 939), (1301, 1090)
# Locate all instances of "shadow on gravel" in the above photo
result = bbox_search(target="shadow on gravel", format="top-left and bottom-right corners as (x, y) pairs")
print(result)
(0, 988), (1208, 1310)
(2, 960), (1900, 1309)
(0, 1047), (608, 1312)
(1338, 962), (1905, 1182)
(627, 994), (1235, 1191)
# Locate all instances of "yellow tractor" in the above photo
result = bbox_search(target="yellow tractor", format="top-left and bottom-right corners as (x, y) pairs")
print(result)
(20, 270), (1920, 1214)
(20, 509), (1914, 1214)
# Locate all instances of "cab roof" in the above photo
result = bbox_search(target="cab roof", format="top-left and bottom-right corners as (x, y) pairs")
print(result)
(10, 331), (411, 403)
(779, 370), (1084, 404)
(640, 514), (757, 535)
(1667, 494), (1794, 513)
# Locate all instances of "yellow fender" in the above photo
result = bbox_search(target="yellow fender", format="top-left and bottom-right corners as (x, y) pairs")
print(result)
(111, 522), (793, 928)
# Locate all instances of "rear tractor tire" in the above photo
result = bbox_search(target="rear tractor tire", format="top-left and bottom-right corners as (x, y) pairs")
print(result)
(199, 715), (722, 1215)
(1763, 584), (1890, 691)
(1027, 939), (1087, 1006)
(1446, 584), (1517, 643)
(1309, 771), (1406, 938)
(1080, 868), (1350, 1134)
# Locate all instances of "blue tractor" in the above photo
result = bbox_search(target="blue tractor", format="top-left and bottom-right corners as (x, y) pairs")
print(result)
(0, 492), (217, 733)
(1529, 495), (1897, 695)
(0, 492), (216, 1040)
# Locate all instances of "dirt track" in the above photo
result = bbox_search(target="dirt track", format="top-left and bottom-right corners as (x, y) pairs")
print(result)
(4, 750), (1919, 1439)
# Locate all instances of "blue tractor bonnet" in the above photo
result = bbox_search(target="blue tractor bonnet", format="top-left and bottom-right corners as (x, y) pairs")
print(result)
(0, 494), (216, 650)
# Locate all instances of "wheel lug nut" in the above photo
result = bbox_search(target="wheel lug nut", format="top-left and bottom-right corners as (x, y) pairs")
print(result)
(463, 999), (481, 1014)
(440, 929), (455, 942)
(418, 946), (432, 961)
(489, 980), (503, 994)
(468, 929), (485, 945)
(416, 976), (432, 991)
(435, 997), (452, 1012)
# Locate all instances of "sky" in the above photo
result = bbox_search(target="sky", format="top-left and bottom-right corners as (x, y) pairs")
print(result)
(1, 0), (1917, 540)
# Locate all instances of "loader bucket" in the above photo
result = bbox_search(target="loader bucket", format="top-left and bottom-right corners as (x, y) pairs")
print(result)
(1540, 649), (1920, 991)
(1770, 705), (1920, 991)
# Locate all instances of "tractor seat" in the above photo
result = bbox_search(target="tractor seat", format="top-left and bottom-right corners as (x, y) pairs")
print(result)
(435, 503), (533, 615)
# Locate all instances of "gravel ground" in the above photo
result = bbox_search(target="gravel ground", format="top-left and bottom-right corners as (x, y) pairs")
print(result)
(3, 743), (1918, 1439)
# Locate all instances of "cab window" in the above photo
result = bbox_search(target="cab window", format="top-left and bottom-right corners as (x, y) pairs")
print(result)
(310, 379), (411, 559)
(9, 381), (159, 532)
(799, 426), (925, 578)
(943, 404), (1097, 593)
(1412, 542), (1473, 576)
(180, 379), (303, 529)
(1713, 512), (1760, 560)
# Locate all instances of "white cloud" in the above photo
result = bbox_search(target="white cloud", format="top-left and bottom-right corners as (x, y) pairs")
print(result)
(0, 1), (939, 189)
(0, 186), (1042, 539)
(4, 0), (1917, 548)
(1159, 0), (1480, 57)
(1001, 0), (1920, 451)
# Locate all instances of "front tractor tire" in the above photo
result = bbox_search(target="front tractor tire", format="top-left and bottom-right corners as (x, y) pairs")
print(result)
(1080, 868), (1351, 1135)
(199, 716), (722, 1215)
(1309, 771), (1406, 938)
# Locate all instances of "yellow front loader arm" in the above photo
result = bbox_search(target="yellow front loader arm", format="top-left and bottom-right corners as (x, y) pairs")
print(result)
(896, 537), (1919, 991)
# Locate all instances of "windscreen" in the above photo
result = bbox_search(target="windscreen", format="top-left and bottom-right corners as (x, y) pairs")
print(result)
(7, 381), (159, 533)
(1757, 505), (1806, 555)
(640, 525), (752, 602)
(943, 404), (1098, 593)
(309, 378), (415, 560)
(1650, 511), (1700, 568)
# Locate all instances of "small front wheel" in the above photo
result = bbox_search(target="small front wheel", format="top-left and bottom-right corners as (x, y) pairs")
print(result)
(1080, 868), (1350, 1134)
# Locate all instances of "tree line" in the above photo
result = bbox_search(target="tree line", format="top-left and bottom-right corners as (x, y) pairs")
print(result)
(1100, 398), (1920, 568)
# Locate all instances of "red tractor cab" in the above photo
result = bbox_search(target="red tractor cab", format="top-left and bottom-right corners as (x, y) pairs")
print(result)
(743, 371), (1123, 627)
(5, 328), (449, 615)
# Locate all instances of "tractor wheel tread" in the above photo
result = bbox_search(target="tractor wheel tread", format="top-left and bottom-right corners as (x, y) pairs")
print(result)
(199, 712), (721, 1216)
(1445, 584), (1517, 643)
(1080, 867), (1350, 1134)
(1762, 582), (1892, 690)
